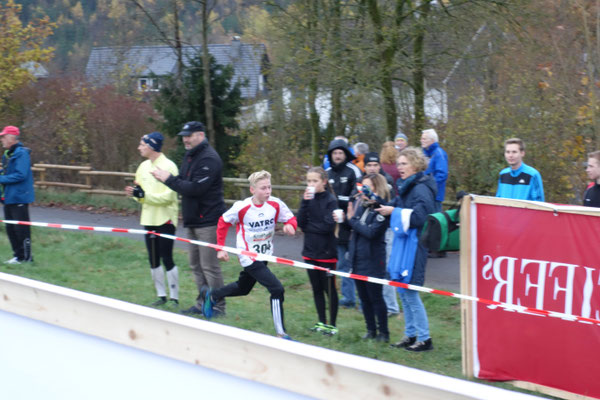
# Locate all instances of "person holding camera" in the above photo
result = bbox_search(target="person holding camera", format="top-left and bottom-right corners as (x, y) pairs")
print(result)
(125, 132), (180, 307)
(376, 147), (437, 352)
(346, 173), (391, 342)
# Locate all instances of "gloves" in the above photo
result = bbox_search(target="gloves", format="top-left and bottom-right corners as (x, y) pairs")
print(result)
(132, 185), (145, 199)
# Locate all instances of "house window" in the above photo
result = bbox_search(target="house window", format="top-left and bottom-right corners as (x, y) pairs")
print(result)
(258, 74), (264, 92)
(138, 77), (160, 92)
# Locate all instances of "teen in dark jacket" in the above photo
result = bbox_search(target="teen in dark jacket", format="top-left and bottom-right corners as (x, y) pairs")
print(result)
(326, 138), (362, 308)
(347, 173), (391, 342)
(377, 147), (437, 352)
(298, 167), (339, 335)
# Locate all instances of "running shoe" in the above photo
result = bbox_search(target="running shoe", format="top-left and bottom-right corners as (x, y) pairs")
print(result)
(322, 324), (339, 336)
(310, 322), (327, 332)
(200, 285), (214, 319)
(4, 257), (21, 265)
(151, 298), (167, 306)
(181, 305), (203, 316)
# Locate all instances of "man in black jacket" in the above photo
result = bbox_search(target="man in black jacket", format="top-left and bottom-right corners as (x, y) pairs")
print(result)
(152, 121), (226, 316)
(325, 139), (362, 308)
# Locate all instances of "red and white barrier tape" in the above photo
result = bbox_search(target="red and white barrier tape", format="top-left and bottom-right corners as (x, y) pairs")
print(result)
(3, 219), (600, 327)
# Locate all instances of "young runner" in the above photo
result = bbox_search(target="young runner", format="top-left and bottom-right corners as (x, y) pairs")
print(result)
(297, 167), (339, 335)
(202, 171), (297, 339)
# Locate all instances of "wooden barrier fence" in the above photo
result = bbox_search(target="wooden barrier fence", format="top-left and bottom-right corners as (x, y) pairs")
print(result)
(32, 163), (305, 204)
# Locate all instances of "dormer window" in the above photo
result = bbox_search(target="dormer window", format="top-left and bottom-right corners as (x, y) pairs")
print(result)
(138, 77), (160, 92)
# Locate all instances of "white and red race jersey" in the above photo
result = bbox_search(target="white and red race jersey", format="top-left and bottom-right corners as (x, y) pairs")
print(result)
(217, 196), (297, 267)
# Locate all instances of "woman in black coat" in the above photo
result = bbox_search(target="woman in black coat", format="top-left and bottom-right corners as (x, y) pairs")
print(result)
(347, 173), (391, 342)
(376, 147), (437, 352)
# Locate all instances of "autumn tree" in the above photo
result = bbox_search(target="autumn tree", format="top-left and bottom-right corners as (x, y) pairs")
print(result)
(0, 0), (54, 107)
(153, 54), (243, 174)
(5, 76), (159, 172)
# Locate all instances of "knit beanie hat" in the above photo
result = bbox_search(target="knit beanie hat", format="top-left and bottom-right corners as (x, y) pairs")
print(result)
(142, 132), (164, 152)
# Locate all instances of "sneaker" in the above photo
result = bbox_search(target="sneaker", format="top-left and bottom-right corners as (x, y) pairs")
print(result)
(4, 257), (21, 265)
(151, 298), (167, 306)
(322, 325), (339, 336)
(361, 330), (377, 340)
(310, 322), (327, 333)
(339, 300), (356, 309)
(181, 305), (203, 316)
(376, 333), (390, 343)
(170, 299), (179, 305)
(390, 336), (416, 349)
(278, 333), (295, 341)
(199, 286), (214, 319)
(406, 338), (434, 352)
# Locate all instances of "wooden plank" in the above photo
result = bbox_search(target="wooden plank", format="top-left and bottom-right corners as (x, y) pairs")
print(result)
(34, 163), (93, 171)
(35, 181), (92, 189)
(511, 380), (595, 400)
(460, 195), (474, 378)
(81, 189), (128, 196)
(471, 195), (600, 217)
(233, 183), (305, 190)
(0, 272), (543, 400)
(79, 171), (135, 178)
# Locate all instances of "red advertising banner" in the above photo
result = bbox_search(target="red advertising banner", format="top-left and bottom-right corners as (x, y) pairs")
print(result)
(472, 201), (600, 398)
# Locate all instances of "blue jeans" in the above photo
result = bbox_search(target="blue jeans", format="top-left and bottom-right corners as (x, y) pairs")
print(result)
(383, 228), (399, 314)
(337, 244), (355, 305)
(435, 200), (442, 213)
(398, 289), (430, 341)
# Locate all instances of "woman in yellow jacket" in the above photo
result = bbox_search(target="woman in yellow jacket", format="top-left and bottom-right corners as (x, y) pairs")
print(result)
(125, 132), (179, 306)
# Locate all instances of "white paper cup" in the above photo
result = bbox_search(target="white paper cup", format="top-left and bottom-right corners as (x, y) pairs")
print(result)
(306, 186), (315, 199)
(333, 209), (344, 223)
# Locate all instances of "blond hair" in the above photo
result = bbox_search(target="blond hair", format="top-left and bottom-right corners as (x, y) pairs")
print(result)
(363, 173), (391, 202)
(398, 147), (428, 173)
(248, 170), (271, 187)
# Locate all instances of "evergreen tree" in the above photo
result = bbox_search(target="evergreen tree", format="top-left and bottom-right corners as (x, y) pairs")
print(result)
(153, 53), (244, 174)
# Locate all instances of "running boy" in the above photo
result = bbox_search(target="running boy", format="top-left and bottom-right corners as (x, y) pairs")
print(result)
(202, 170), (297, 339)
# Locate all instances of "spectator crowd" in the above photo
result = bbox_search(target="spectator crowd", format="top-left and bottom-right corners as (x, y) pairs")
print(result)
(2, 121), (599, 350)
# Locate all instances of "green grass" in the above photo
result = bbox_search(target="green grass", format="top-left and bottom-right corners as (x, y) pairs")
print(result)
(35, 188), (139, 213)
(0, 224), (551, 398)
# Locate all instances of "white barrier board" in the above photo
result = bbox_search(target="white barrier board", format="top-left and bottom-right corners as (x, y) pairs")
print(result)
(0, 310), (309, 399)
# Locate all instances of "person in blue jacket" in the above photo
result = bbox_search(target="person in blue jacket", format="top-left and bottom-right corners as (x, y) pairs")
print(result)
(420, 129), (448, 212)
(496, 138), (544, 202)
(377, 147), (437, 352)
(0, 126), (35, 264)
(346, 173), (391, 343)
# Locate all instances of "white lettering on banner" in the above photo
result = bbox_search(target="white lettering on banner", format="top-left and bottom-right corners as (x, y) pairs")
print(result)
(481, 255), (600, 318)
(481, 256), (517, 310)
(518, 259), (549, 311)
(549, 262), (578, 315)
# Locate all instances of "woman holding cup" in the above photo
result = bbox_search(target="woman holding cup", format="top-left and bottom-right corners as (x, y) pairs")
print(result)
(376, 147), (437, 351)
(297, 167), (340, 335)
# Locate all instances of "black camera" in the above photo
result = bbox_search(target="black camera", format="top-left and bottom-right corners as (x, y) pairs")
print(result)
(361, 185), (381, 208)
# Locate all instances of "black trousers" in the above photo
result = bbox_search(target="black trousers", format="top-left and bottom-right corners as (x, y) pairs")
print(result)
(356, 280), (388, 335)
(4, 203), (32, 261)
(212, 261), (286, 335)
(306, 261), (338, 326)
(144, 223), (176, 270)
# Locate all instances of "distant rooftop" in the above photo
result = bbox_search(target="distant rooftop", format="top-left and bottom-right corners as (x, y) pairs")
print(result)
(85, 38), (268, 98)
